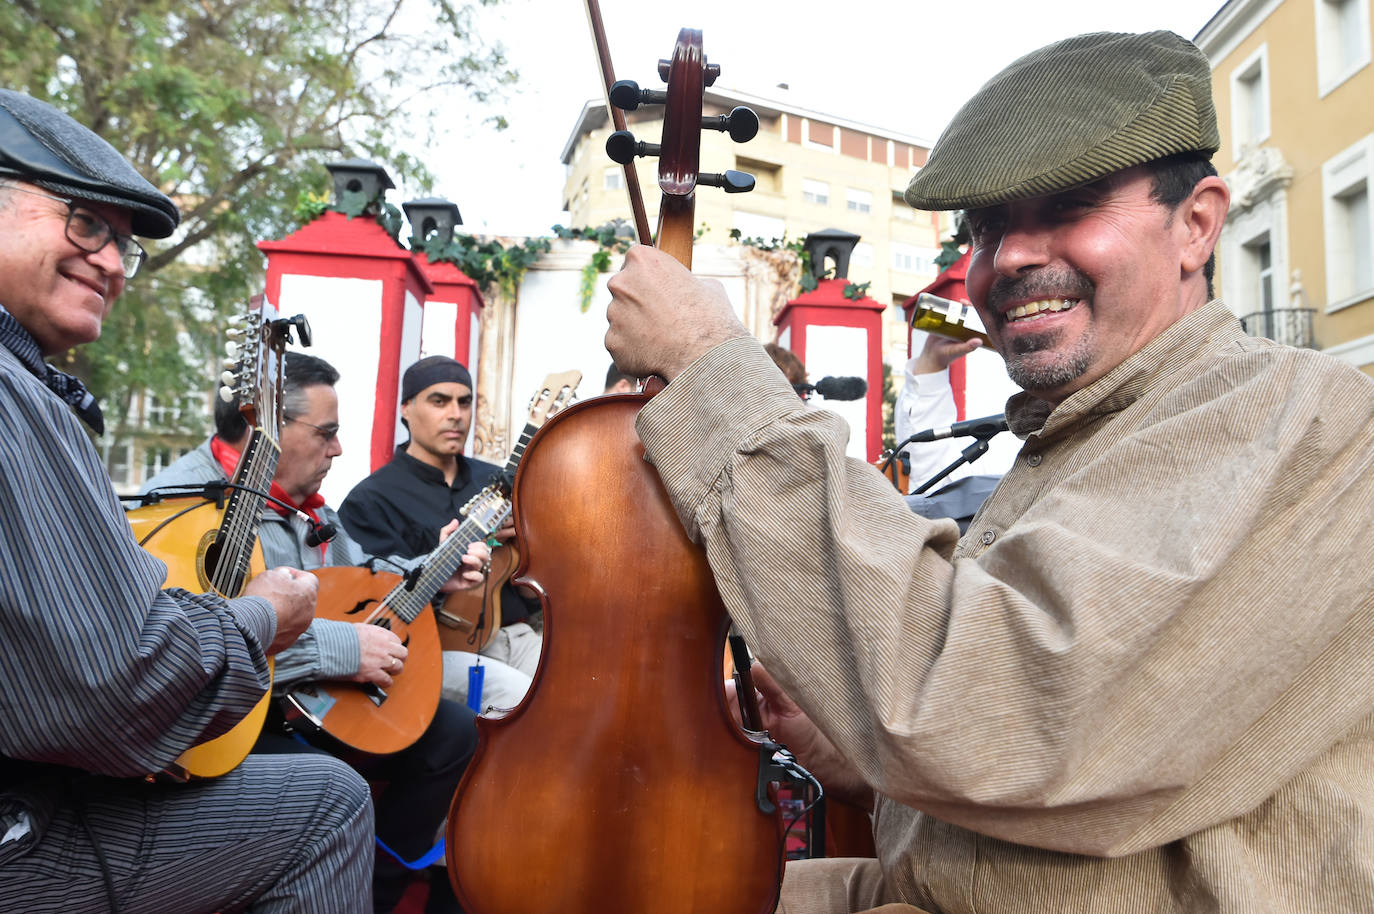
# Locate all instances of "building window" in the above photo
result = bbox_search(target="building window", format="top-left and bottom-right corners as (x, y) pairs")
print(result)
(851, 242), (874, 269)
(144, 446), (172, 480)
(1230, 45), (1270, 151)
(1316, 0), (1372, 96)
(803, 119), (834, 151)
(603, 167), (622, 191)
(891, 243), (938, 274)
(106, 441), (132, 487)
(802, 179), (830, 206)
(736, 157), (781, 194)
(846, 188), (873, 214)
(891, 191), (914, 220)
(1245, 235), (1275, 314)
(1323, 134), (1374, 310)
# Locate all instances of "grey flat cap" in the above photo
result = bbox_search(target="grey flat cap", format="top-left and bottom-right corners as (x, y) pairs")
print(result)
(0, 90), (178, 238)
(905, 31), (1219, 212)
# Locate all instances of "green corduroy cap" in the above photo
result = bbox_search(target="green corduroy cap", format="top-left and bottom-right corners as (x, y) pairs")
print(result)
(905, 31), (1219, 212)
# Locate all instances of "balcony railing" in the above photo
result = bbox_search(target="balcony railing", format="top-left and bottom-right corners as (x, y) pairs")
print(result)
(1237, 308), (1317, 349)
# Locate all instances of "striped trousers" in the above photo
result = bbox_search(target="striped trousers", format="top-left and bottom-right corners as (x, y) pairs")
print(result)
(0, 753), (373, 913)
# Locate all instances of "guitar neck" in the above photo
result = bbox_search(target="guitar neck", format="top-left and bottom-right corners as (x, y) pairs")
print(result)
(211, 429), (279, 596)
(385, 502), (512, 621)
(499, 420), (540, 487)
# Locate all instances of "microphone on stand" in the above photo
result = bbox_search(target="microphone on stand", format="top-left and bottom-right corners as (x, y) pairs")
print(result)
(793, 376), (868, 401)
(901, 413), (1008, 444)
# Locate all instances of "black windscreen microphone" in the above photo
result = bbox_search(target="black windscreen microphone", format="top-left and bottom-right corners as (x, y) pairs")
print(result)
(904, 413), (1008, 443)
(795, 376), (868, 401)
(304, 522), (338, 547)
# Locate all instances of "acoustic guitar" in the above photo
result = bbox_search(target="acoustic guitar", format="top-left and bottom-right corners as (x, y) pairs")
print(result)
(127, 295), (308, 780)
(280, 370), (579, 756)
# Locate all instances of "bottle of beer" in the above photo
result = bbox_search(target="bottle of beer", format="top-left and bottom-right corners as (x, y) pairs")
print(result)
(909, 293), (991, 345)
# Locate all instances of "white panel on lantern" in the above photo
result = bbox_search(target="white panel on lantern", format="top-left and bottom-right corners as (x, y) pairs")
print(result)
(802, 324), (868, 461)
(395, 290), (425, 452)
(422, 300), (459, 359)
(277, 274), (383, 507)
(467, 311), (481, 457)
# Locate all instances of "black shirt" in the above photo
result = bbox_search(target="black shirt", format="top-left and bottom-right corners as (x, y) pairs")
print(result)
(338, 447), (535, 625)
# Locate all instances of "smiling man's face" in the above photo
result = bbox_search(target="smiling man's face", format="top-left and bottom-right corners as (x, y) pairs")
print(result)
(0, 181), (128, 355)
(964, 165), (1204, 404)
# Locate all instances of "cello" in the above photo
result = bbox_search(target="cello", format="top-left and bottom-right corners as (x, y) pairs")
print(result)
(446, 18), (785, 914)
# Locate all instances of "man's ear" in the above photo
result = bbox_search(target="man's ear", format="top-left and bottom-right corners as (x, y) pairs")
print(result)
(1180, 175), (1229, 278)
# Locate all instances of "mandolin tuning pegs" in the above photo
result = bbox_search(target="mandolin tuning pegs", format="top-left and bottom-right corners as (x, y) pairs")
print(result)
(218, 386), (236, 404)
(606, 130), (661, 165)
(225, 341), (240, 359)
(702, 106), (759, 144)
(698, 170), (755, 194)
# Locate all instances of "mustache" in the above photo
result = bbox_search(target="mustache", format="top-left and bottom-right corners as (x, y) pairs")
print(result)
(985, 270), (1095, 315)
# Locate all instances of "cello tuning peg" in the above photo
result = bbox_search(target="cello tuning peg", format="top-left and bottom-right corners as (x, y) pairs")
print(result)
(606, 130), (661, 165)
(702, 106), (759, 144)
(705, 62), (720, 86)
(609, 80), (667, 112)
(698, 170), (755, 194)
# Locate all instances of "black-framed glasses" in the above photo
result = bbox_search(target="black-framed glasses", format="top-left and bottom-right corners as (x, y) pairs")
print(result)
(5, 183), (148, 279)
(285, 417), (341, 443)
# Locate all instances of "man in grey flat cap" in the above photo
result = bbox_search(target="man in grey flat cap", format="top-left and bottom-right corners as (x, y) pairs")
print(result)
(604, 31), (1374, 914)
(0, 89), (376, 912)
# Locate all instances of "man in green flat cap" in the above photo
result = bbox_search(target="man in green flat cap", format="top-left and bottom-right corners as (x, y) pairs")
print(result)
(604, 30), (1374, 914)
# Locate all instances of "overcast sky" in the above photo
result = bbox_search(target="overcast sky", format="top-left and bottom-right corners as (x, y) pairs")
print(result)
(413, 0), (1225, 237)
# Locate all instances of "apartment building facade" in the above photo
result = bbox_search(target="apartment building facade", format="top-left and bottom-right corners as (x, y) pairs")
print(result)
(1198, 0), (1374, 373)
(560, 86), (954, 361)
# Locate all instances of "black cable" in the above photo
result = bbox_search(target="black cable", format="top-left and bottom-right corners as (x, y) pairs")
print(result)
(465, 562), (494, 649)
(69, 778), (120, 914)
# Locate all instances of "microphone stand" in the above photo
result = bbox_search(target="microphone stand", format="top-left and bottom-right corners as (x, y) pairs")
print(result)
(911, 424), (1003, 495)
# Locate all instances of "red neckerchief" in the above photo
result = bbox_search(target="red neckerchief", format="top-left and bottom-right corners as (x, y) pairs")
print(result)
(210, 435), (329, 560)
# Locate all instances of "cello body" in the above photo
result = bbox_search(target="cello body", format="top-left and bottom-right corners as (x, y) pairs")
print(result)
(447, 395), (783, 913)
(448, 25), (782, 912)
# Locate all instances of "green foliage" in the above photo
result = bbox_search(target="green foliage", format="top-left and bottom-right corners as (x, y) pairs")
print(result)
(553, 224), (633, 313)
(0, 0), (516, 437)
(842, 281), (872, 300)
(728, 228), (814, 293)
(293, 190), (331, 226)
(934, 214), (971, 270)
(413, 231), (553, 301)
(881, 361), (898, 452)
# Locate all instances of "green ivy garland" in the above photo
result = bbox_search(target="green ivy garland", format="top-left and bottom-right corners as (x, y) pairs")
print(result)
(552, 224), (634, 313)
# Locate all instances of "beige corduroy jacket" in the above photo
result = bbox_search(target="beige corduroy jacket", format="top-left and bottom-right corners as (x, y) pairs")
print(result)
(638, 303), (1374, 913)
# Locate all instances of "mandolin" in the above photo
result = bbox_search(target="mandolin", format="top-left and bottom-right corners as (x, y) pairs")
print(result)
(127, 295), (307, 780)
(282, 371), (579, 756)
